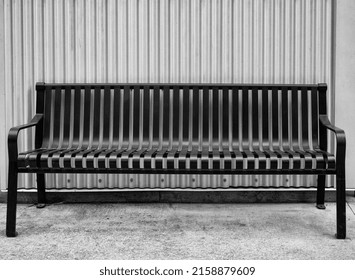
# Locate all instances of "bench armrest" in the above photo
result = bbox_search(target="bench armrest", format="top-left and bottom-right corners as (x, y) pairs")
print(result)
(319, 115), (346, 172)
(8, 114), (43, 162)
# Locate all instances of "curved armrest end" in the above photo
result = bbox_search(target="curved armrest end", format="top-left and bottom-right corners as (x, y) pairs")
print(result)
(319, 115), (346, 144)
(319, 115), (346, 170)
(7, 114), (43, 161)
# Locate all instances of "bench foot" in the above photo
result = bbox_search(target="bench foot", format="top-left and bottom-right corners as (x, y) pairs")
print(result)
(336, 232), (346, 239)
(36, 203), (46, 209)
(6, 231), (18, 238)
(316, 204), (326, 210)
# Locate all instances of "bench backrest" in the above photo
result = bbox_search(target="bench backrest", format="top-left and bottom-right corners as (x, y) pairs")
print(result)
(35, 83), (327, 151)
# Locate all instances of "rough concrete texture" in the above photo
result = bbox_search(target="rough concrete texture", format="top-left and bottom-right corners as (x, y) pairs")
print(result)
(0, 200), (354, 259)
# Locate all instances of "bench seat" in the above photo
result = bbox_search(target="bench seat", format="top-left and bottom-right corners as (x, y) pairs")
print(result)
(18, 147), (335, 171)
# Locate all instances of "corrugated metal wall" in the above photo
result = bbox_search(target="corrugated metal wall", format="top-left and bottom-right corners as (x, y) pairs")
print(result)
(0, 0), (334, 190)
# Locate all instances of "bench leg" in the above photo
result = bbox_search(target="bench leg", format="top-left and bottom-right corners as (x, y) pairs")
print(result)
(316, 175), (326, 209)
(36, 173), (46, 208)
(6, 163), (18, 237)
(336, 173), (346, 239)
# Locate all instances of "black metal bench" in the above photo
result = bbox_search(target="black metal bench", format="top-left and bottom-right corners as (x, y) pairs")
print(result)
(6, 83), (346, 238)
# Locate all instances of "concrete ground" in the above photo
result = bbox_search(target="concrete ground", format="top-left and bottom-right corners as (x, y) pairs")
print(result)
(0, 196), (355, 259)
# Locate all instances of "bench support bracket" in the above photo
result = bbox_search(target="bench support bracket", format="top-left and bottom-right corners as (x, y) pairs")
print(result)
(36, 173), (46, 208)
(6, 162), (18, 237)
(316, 174), (326, 210)
(336, 175), (346, 239)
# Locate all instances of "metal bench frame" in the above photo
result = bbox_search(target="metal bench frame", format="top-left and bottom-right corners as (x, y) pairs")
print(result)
(6, 83), (346, 238)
